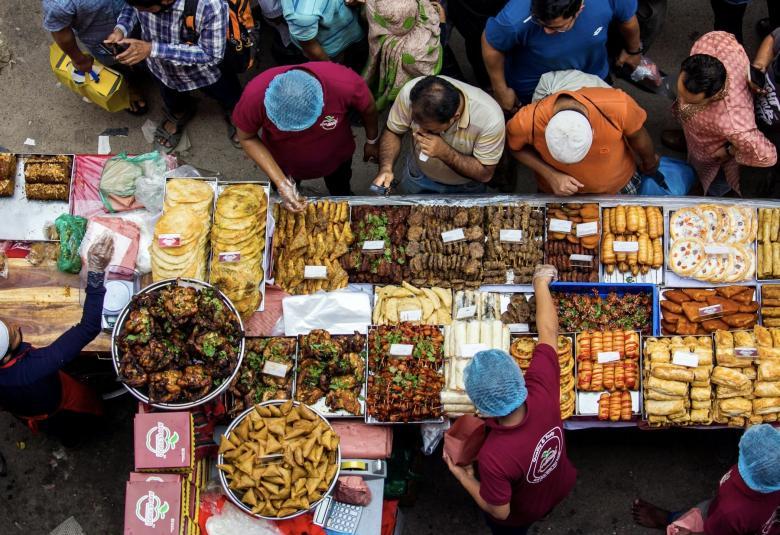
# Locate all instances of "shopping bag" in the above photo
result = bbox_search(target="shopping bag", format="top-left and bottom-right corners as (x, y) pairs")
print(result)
(443, 414), (486, 466)
(49, 42), (129, 112)
(638, 157), (698, 196)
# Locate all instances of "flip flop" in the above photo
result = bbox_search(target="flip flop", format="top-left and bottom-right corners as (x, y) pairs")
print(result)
(153, 107), (196, 154)
(126, 99), (149, 117)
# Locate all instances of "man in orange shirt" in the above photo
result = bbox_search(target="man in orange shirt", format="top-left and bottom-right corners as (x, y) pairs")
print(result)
(506, 87), (659, 195)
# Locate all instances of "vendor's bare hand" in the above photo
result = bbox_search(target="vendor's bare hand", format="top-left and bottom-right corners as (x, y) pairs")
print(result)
(494, 85), (520, 114)
(617, 49), (642, 70)
(87, 234), (114, 272)
(373, 170), (394, 188)
(639, 153), (661, 175)
(443, 452), (474, 481)
(278, 178), (306, 213)
(116, 39), (152, 66)
(363, 142), (379, 163)
(548, 170), (584, 196)
(414, 132), (449, 160)
(104, 28), (125, 44)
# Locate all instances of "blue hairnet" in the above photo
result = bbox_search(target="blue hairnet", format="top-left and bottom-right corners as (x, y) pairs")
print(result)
(264, 70), (324, 132)
(738, 424), (780, 493)
(464, 349), (527, 417)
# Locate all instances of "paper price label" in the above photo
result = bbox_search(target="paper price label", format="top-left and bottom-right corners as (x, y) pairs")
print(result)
(672, 351), (699, 368)
(389, 344), (414, 356)
(362, 240), (385, 252)
(506, 270), (515, 285)
(508, 323), (530, 333)
(499, 229), (523, 243)
(549, 219), (572, 233)
(262, 360), (289, 378)
(704, 245), (731, 255)
(157, 234), (181, 248)
(735, 347), (759, 358)
(570, 254), (594, 264)
(304, 265), (328, 279)
(576, 221), (598, 237)
(597, 351), (620, 364)
(613, 241), (639, 253)
(441, 228), (466, 243)
(698, 304), (723, 319)
(461, 343), (488, 358)
(456, 305), (477, 320)
(218, 251), (241, 263)
(400, 309), (422, 322)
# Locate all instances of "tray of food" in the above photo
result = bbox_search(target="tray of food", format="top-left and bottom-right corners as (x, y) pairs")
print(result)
(552, 282), (657, 335)
(0, 153), (75, 241)
(272, 200), (352, 294)
(366, 323), (445, 423)
(483, 204), (544, 285)
(405, 206), (485, 289)
(666, 204), (756, 286)
(544, 202), (600, 283)
(372, 282), (452, 325)
(209, 182), (270, 317)
(342, 205), (410, 284)
(757, 208), (780, 280)
(217, 400), (340, 520)
(112, 278), (245, 408)
(600, 205), (664, 283)
(225, 337), (297, 419)
(643, 335), (714, 427)
(509, 334), (574, 419)
(659, 286), (758, 335)
(295, 330), (366, 418)
(760, 284), (780, 327)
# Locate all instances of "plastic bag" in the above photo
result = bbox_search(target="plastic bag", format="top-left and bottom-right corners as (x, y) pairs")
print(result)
(85, 210), (158, 274)
(100, 151), (166, 196)
(639, 157), (698, 196)
(421, 421), (450, 455)
(205, 501), (282, 535)
(630, 56), (663, 87)
(134, 175), (165, 214)
(55, 214), (88, 273)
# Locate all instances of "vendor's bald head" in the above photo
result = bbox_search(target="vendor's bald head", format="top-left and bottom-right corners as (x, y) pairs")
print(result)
(0, 319), (22, 361)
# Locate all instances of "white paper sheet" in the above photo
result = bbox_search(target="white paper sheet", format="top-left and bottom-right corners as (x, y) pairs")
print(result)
(282, 290), (372, 335)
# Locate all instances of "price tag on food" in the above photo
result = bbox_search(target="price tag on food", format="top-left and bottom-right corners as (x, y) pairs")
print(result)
(597, 351), (620, 364)
(262, 360), (289, 378)
(157, 234), (181, 248)
(549, 219), (572, 233)
(362, 240), (385, 252)
(389, 344), (414, 356)
(456, 305), (477, 320)
(672, 351), (699, 368)
(698, 303), (723, 319)
(508, 323), (530, 333)
(735, 347), (759, 358)
(304, 265), (328, 279)
(613, 241), (639, 253)
(570, 254), (594, 265)
(399, 309), (422, 322)
(441, 228), (466, 243)
(461, 343), (488, 358)
(499, 229), (523, 243)
(505, 270), (515, 284)
(218, 251), (241, 263)
(704, 245), (731, 255)
(576, 221), (598, 237)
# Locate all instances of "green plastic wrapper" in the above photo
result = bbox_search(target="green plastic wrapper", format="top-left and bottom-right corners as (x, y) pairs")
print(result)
(55, 214), (87, 273)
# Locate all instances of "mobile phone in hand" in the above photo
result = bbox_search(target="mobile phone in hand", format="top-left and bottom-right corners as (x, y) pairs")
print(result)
(99, 42), (128, 56)
(750, 65), (767, 88)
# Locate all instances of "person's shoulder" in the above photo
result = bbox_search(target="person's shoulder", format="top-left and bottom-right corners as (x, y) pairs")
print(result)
(578, 87), (637, 110)
(460, 81), (505, 121)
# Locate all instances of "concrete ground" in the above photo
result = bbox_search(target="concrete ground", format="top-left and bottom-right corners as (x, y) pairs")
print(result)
(0, 0), (773, 533)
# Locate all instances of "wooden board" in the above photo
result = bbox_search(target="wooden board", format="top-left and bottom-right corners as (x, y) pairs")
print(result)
(0, 258), (111, 352)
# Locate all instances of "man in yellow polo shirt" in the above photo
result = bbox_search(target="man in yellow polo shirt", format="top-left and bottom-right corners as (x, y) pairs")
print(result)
(372, 75), (505, 194)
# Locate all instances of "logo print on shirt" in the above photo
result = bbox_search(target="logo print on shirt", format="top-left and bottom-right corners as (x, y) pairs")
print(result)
(320, 115), (338, 130)
(527, 427), (564, 484)
(593, 26), (603, 36)
(719, 470), (731, 487)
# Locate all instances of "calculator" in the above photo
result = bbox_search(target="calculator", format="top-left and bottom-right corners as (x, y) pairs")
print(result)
(313, 496), (363, 535)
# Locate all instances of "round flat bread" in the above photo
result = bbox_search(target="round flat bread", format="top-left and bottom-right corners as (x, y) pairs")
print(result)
(694, 253), (733, 282)
(165, 178), (214, 203)
(669, 237), (707, 276)
(670, 209), (708, 240)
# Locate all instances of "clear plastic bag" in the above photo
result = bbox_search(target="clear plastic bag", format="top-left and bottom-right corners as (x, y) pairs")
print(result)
(421, 420), (450, 455)
(205, 501), (282, 535)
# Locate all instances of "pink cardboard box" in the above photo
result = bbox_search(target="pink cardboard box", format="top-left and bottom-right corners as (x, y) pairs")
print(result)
(134, 412), (192, 472)
(129, 473), (183, 484)
(124, 480), (182, 534)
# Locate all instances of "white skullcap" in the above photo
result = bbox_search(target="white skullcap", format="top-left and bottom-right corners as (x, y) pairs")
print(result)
(544, 109), (593, 164)
(0, 320), (8, 357)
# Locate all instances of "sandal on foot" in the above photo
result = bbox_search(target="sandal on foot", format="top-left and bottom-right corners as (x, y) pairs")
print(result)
(153, 107), (196, 154)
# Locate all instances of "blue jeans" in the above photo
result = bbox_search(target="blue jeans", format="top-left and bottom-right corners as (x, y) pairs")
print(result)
(401, 156), (487, 194)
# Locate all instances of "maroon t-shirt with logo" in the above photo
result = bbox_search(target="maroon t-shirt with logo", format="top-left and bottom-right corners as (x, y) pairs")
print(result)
(232, 62), (373, 180)
(477, 343), (577, 527)
(704, 465), (780, 535)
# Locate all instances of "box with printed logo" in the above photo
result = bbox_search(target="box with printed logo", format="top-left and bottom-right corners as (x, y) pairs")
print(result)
(124, 480), (182, 534)
(133, 412), (193, 472)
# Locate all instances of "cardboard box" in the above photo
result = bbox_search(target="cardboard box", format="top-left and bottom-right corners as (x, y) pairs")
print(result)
(134, 412), (193, 472)
(124, 480), (182, 534)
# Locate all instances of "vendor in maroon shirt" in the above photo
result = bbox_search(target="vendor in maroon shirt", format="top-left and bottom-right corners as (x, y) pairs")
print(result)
(444, 265), (577, 535)
(232, 62), (380, 211)
(633, 423), (780, 535)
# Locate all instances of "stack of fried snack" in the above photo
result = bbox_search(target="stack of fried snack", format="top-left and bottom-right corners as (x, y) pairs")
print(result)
(151, 179), (214, 282)
(209, 184), (267, 318)
(23, 155), (72, 201)
(373, 282), (452, 325)
(660, 286), (758, 335)
(753, 325), (780, 423)
(713, 329), (758, 427)
(601, 205), (663, 280)
(483, 204), (544, 284)
(509, 336), (575, 419)
(757, 208), (780, 279)
(576, 330), (640, 392)
(0, 153), (16, 197)
(761, 285), (780, 327)
(643, 336), (713, 427)
(272, 200), (352, 294)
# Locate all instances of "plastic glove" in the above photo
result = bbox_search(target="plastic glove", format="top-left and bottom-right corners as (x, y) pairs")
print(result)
(532, 264), (558, 284)
(87, 233), (115, 272)
(278, 177), (306, 213)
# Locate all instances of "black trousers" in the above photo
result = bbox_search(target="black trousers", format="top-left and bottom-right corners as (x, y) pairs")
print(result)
(157, 63), (242, 117)
(277, 157), (354, 196)
(711, 0), (780, 44)
(447, 0), (508, 88)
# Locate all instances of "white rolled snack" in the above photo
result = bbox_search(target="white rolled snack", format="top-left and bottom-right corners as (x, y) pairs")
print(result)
(440, 390), (473, 404)
(645, 376), (688, 397)
(651, 364), (695, 383)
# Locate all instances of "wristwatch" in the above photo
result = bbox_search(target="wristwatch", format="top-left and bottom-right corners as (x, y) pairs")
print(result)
(626, 44), (645, 56)
(366, 134), (381, 145)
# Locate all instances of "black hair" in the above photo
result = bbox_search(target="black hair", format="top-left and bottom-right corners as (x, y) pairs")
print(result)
(531, 0), (583, 23)
(680, 54), (727, 98)
(409, 76), (461, 124)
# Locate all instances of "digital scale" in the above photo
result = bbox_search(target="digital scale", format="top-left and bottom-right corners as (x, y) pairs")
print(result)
(101, 266), (139, 331)
(313, 459), (387, 535)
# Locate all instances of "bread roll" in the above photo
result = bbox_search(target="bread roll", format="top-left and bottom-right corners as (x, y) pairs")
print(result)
(754, 381), (780, 398)
(718, 397), (752, 417)
(711, 366), (750, 389)
(650, 364), (695, 383)
(691, 400), (712, 410)
(646, 389), (684, 401)
(715, 330), (733, 349)
(691, 386), (712, 401)
(752, 397), (780, 415)
(716, 384), (753, 399)
(690, 408), (711, 422)
(646, 399), (686, 416)
(759, 346), (780, 360)
(759, 360), (780, 381)
(733, 331), (755, 347)
(645, 376), (688, 397)
(755, 325), (773, 347)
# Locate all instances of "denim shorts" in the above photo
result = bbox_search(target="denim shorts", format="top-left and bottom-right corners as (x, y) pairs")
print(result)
(401, 156), (487, 194)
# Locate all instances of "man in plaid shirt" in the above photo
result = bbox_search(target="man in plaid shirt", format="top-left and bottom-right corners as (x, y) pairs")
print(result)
(106, 0), (242, 152)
